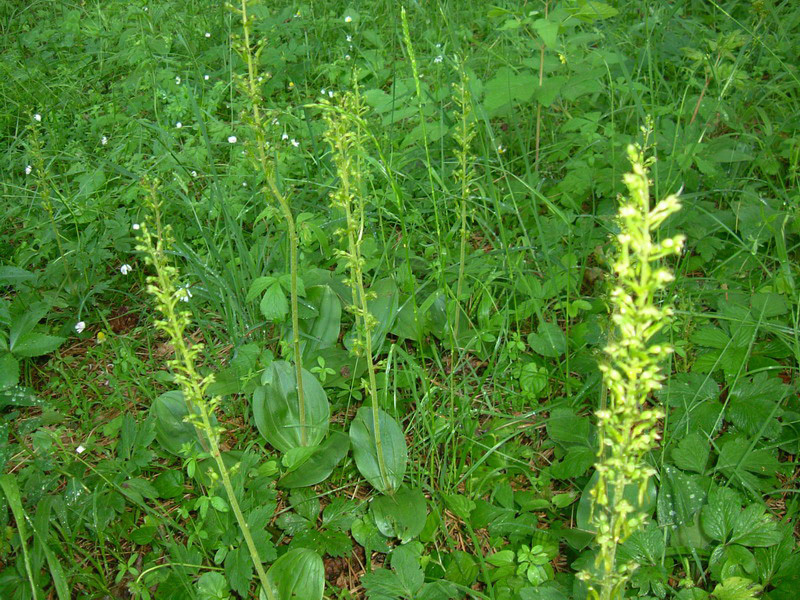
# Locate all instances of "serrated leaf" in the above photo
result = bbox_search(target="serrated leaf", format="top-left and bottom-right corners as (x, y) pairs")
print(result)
(225, 544), (253, 597)
(672, 432), (710, 474)
(261, 282), (289, 321)
(11, 332), (65, 358)
(711, 577), (762, 600)
(246, 276), (276, 303)
(196, 572), (229, 600)
(528, 321), (567, 357)
(727, 373), (785, 439)
(546, 408), (594, 448)
(657, 464), (707, 527)
(691, 326), (731, 349)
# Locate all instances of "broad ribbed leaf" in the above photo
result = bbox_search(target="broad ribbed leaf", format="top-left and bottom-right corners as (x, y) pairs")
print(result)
(252, 361), (329, 453)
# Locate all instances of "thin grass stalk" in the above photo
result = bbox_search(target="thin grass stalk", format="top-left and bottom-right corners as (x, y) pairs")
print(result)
(235, 0), (307, 444)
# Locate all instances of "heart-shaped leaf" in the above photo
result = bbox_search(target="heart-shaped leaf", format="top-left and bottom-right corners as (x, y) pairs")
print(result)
(350, 406), (407, 494)
(252, 361), (329, 453)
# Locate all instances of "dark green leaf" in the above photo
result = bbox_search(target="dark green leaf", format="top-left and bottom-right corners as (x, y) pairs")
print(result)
(265, 548), (324, 600)
(350, 406), (407, 494)
(252, 361), (329, 453)
(371, 486), (427, 543)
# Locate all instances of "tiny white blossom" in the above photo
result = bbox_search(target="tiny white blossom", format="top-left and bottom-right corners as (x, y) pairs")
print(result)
(101, 136), (108, 145)
(271, 118), (279, 126)
(281, 133), (289, 140)
(321, 88), (327, 95)
(33, 113), (42, 122)
(344, 15), (353, 23)
(434, 55), (443, 63)
(132, 223), (140, 230)
(345, 54), (351, 60)
(75, 321), (86, 334)
(242, 182), (247, 187)
(328, 90), (334, 98)
(191, 170), (197, 177)
(204, 32), (211, 38)
(177, 285), (193, 302)
(227, 135), (237, 143)
(175, 76), (181, 85)
(204, 74), (210, 81)
(291, 138), (299, 147)
(175, 121), (182, 129)
(76, 445), (86, 454)
(25, 165), (32, 175)
(346, 35), (352, 42)
(497, 144), (506, 154)
(120, 264), (133, 275)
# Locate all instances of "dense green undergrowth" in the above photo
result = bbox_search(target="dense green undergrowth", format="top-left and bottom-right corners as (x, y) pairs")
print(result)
(1, 1), (799, 599)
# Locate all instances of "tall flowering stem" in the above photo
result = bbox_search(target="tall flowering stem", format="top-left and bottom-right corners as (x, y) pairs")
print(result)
(232, 0), (307, 444)
(322, 92), (391, 491)
(586, 144), (685, 599)
(136, 181), (276, 600)
(451, 67), (477, 343)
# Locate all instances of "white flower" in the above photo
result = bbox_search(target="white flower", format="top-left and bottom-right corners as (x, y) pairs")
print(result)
(328, 90), (334, 98)
(291, 138), (299, 147)
(227, 135), (237, 143)
(272, 118), (279, 126)
(120, 264), (133, 275)
(177, 285), (193, 302)
(204, 32), (211, 38)
(204, 74), (209, 81)
(76, 445), (86, 454)
(175, 121), (182, 129)
(345, 54), (351, 60)
(33, 113), (42, 122)
(75, 321), (86, 334)
(242, 182), (247, 187)
(175, 76), (181, 85)
(434, 55), (443, 63)
(321, 88), (327, 95)
(25, 165), (32, 175)
(101, 136), (108, 145)
(132, 223), (140, 230)
(497, 144), (506, 154)
(281, 133), (289, 140)
(191, 170), (197, 177)
(347, 35), (353, 42)
(344, 15), (353, 23)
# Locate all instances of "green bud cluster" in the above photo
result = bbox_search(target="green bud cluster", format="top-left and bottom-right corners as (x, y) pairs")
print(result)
(584, 144), (685, 600)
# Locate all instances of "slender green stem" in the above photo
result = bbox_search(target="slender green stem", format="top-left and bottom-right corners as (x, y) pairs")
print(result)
(239, 0), (306, 444)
